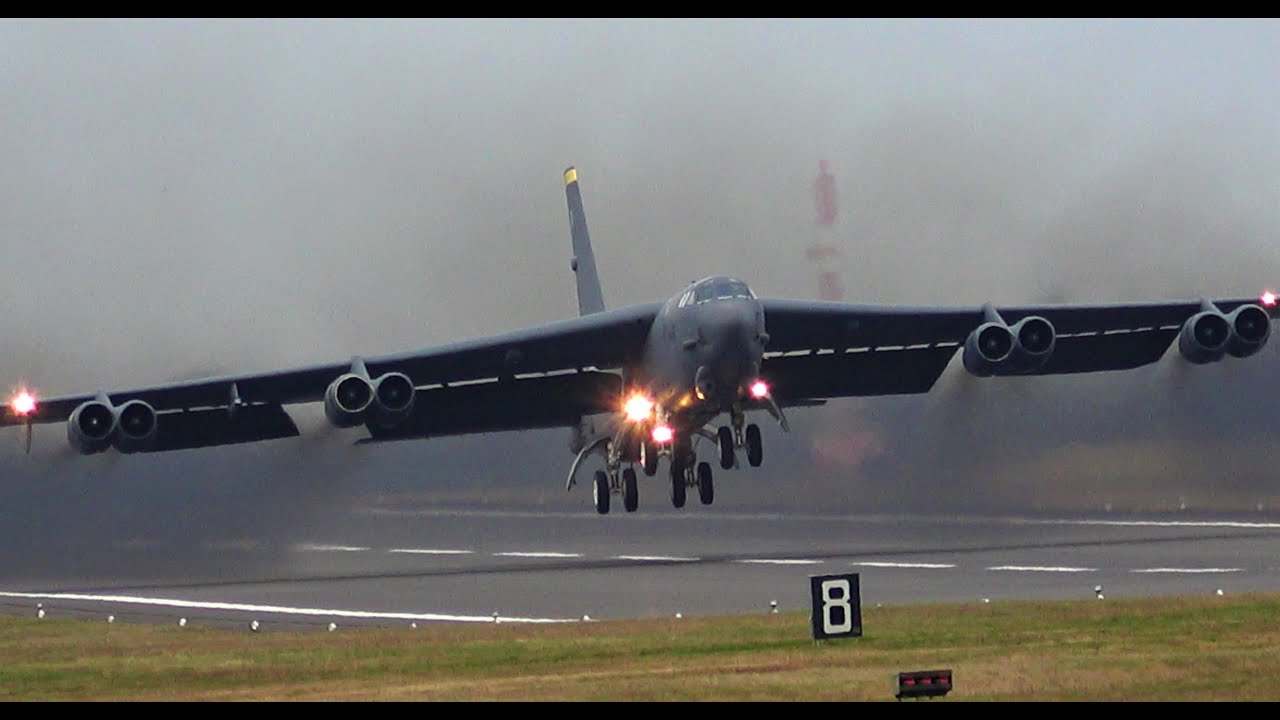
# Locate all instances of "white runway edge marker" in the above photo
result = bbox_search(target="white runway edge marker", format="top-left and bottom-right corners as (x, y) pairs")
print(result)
(0, 591), (576, 624)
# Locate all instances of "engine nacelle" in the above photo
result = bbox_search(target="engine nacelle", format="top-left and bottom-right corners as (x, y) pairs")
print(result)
(1226, 304), (1271, 359)
(1005, 315), (1056, 373)
(1178, 310), (1230, 364)
(113, 399), (158, 454)
(962, 322), (1014, 376)
(67, 400), (116, 455)
(367, 372), (416, 428)
(324, 373), (375, 428)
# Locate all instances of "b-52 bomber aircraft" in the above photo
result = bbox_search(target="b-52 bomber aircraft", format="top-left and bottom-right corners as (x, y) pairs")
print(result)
(3, 167), (1277, 514)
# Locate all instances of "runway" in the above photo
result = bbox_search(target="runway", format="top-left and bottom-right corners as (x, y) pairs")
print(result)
(5, 502), (1280, 630)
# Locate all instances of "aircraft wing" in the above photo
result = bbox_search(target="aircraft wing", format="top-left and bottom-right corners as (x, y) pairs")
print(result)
(1, 302), (662, 452)
(758, 297), (1278, 404)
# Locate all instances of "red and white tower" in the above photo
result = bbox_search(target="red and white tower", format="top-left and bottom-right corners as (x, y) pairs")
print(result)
(807, 160), (844, 301)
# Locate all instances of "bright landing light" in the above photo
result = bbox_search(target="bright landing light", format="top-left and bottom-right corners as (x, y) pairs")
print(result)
(623, 394), (654, 422)
(1261, 291), (1277, 308)
(749, 380), (770, 399)
(651, 424), (673, 444)
(10, 390), (36, 416)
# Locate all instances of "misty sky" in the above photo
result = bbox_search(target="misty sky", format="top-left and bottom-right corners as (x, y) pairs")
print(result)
(1, 19), (1279, 526)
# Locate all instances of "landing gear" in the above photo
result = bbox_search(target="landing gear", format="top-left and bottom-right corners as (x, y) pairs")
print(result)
(717, 426), (734, 470)
(669, 453), (687, 509)
(622, 467), (638, 513)
(593, 470), (610, 515)
(640, 439), (659, 476)
(745, 423), (763, 467)
(697, 461), (714, 505)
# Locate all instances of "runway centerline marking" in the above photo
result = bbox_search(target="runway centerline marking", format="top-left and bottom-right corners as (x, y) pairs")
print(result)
(388, 548), (474, 555)
(492, 552), (583, 558)
(735, 559), (825, 565)
(296, 544), (370, 552)
(1131, 567), (1243, 574)
(614, 555), (700, 562)
(853, 561), (956, 569)
(988, 565), (1097, 573)
(0, 590), (574, 624)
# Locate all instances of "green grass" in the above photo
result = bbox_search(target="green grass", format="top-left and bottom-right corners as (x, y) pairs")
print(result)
(3, 592), (1280, 700)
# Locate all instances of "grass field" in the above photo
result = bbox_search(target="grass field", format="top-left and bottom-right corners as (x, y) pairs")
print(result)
(3, 592), (1280, 700)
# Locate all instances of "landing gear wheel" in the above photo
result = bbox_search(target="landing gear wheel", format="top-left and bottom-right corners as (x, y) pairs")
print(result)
(697, 461), (714, 505)
(641, 440), (659, 476)
(745, 423), (763, 467)
(717, 426), (734, 470)
(669, 458), (687, 509)
(622, 467), (638, 513)
(593, 470), (610, 515)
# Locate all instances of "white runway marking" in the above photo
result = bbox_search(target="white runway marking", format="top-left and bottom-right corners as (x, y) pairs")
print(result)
(1131, 567), (1243, 574)
(735, 559), (824, 565)
(296, 543), (370, 552)
(988, 565), (1097, 573)
(1019, 518), (1280, 530)
(614, 555), (700, 562)
(853, 561), (956, 569)
(388, 548), (474, 555)
(492, 551), (583, 558)
(0, 590), (574, 624)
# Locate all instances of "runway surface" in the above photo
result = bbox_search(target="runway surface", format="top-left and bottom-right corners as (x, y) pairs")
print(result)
(5, 501), (1280, 630)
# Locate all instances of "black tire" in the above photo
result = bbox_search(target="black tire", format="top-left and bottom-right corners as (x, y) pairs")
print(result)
(717, 426), (734, 469)
(746, 423), (763, 467)
(669, 459), (687, 509)
(593, 470), (610, 515)
(622, 468), (639, 513)
(697, 461), (714, 505)
(641, 440), (658, 476)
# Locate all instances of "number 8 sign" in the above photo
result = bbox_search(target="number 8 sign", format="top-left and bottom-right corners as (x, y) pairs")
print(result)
(810, 573), (862, 640)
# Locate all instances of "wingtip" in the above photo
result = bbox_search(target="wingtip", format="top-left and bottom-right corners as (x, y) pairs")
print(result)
(564, 166), (578, 186)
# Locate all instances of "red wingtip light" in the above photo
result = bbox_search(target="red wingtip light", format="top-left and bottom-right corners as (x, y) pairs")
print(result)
(749, 380), (770, 399)
(1261, 291), (1277, 308)
(10, 390), (36, 416)
(651, 424), (673, 444)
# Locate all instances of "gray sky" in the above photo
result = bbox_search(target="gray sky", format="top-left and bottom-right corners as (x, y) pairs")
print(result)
(1, 19), (1278, 528)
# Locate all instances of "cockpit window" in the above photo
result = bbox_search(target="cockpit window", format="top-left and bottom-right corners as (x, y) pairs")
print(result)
(693, 279), (754, 303)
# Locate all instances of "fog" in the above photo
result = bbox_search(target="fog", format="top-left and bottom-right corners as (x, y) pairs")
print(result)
(1, 19), (1278, 581)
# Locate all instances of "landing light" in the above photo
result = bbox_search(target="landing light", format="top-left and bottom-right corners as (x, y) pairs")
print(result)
(749, 380), (770, 399)
(10, 390), (36, 416)
(623, 394), (654, 422)
(652, 424), (673, 444)
(1261, 291), (1277, 308)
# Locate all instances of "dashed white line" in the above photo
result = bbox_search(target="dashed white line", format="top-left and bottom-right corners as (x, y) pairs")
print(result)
(614, 555), (700, 562)
(1131, 567), (1243, 574)
(492, 551), (583, 559)
(388, 548), (474, 555)
(988, 565), (1096, 573)
(296, 544), (370, 552)
(735, 559), (824, 565)
(853, 561), (956, 569)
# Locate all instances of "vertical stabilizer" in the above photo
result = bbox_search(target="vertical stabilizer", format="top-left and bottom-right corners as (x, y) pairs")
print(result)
(564, 166), (606, 315)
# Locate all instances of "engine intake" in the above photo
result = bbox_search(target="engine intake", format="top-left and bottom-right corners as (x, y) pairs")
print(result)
(1006, 316), (1056, 373)
(962, 322), (1014, 377)
(324, 373), (375, 428)
(963, 316), (1056, 376)
(1178, 311), (1231, 364)
(113, 400), (158, 454)
(1226, 304), (1271, 358)
(368, 372), (416, 428)
(67, 400), (116, 455)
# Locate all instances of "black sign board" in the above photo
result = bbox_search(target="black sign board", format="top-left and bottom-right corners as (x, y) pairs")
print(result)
(809, 572), (862, 639)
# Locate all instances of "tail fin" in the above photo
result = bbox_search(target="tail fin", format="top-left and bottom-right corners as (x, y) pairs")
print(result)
(564, 166), (606, 315)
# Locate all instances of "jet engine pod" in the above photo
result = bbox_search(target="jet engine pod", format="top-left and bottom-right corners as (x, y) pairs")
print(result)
(1226, 304), (1271, 358)
(1005, 315), (1056, 373)
(113, 399), (158, 454)
(324, 373), (375, 428)
(962, 322), (1014, 377)
(1178, 310), (1230, 364)
(367, 372), (416, 428)
(67, 400), (116, 455)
